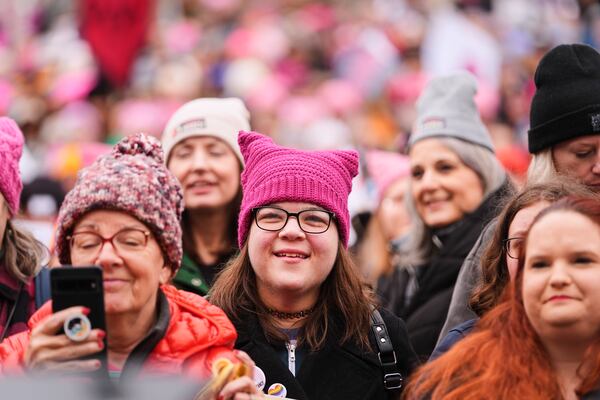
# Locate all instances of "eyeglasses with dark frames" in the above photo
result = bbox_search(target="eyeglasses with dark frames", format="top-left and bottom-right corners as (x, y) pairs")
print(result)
(503, 237), (524, 260)
(68, 228), (151, 259)
(253, 206), (335, 234)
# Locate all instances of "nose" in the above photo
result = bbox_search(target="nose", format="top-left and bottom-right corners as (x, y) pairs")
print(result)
(94, 241), (122, 269)
(549, 261), (572, 289)
(592, 155), (600, 175)
(278, 216), (306, 240)
(191, 150), (209, 171)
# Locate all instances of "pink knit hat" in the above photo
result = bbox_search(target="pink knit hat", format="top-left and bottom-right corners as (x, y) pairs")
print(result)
(237, 131), (358, 248)
(365, 150), (410, 204)
(0, 118), (24, 215)
(56, 133), (184, 271)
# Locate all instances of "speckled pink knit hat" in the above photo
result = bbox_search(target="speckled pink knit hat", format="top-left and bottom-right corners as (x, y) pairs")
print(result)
(0, 118), (24, 215)
(56, 133), (184, 271)
(237, 131), (359, 248)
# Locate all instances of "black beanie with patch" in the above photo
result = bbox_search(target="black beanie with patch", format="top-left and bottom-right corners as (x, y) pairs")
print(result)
(528, 44), (600, 153)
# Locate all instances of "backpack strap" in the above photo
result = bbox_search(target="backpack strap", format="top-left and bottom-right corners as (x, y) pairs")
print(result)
(34, 266), (52, 310)
(370, 309), (403, 390)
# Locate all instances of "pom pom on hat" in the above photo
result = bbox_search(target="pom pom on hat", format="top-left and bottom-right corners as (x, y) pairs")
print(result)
(56, 133), (184, 271)
(0, 117), (25, 215)
(237, 131), (358, 248)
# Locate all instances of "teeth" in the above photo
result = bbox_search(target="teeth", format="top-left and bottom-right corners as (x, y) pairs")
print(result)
(276, 253), (307, 259)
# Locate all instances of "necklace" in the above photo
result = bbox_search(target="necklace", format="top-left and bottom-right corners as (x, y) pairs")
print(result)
(266, 308), (314, 320)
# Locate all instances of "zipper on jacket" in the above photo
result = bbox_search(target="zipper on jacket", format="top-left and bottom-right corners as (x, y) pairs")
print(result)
(286, 339), (297, 376)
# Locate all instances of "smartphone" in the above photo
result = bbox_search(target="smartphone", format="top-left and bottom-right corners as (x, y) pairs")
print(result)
(50, 266), (108, 377)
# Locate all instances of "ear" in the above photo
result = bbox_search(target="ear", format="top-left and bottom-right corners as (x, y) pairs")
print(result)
(159, 262), (173, 285)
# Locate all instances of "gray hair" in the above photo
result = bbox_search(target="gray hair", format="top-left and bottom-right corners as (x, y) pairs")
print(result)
(400, 137), (506, 266)
(526, 149), (559, 186)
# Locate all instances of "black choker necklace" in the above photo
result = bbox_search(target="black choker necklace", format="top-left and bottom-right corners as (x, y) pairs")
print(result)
(266, 308), (314, 319)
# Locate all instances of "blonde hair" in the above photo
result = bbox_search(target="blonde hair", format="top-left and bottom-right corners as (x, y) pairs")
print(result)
(526, 149), (559, 186)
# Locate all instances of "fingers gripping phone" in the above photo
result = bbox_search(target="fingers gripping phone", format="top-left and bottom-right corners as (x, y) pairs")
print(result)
(50, 266), (108, 376)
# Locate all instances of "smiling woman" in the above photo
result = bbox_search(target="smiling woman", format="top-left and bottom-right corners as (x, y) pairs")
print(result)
(377, 72), (510, 359)
(404, 196), (600, 400)
(0, 133), (248, 393)
(162, 98), (249, 296)
(210, 131), (418, 400)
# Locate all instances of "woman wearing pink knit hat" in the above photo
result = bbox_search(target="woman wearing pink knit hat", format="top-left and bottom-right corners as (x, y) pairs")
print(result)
(211, 131), (417, 400)
(0, 118), (46, 341)
(355, 150), (412, 285)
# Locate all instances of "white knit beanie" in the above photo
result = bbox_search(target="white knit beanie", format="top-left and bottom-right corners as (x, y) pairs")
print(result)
(409, 71), (494, 153)
(161, 97), (251, 164)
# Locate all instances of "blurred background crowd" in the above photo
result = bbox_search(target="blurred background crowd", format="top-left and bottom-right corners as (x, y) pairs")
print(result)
(2, 0), (598, 247)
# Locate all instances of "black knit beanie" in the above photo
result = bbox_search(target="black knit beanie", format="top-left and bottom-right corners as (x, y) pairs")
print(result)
(528, 44), (600, 153)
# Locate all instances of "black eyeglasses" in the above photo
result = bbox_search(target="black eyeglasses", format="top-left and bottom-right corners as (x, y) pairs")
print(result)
(253, 206), (335, 234)
(503, 237), (523, 260)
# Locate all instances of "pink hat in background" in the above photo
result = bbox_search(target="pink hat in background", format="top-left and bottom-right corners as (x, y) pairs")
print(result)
(365, 150), (410, 204)
(0, 117), (24, 215)
(237, 131), (359, 248)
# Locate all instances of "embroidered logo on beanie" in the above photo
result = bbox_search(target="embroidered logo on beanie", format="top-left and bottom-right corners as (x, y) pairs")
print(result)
(237, 131), (358, 248)
(162, 97), (250, 164)
(410, 71), (494, 152)
(528, 44), (600, 153)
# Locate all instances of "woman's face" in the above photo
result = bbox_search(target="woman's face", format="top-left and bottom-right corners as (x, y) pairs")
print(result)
(409, 138), (484, 228)
(379, 178), (411, 240)
(247, 202), (339, 306)
(70, 210), (172, 316)
(552, 134), (600, 191)
(167, 136), (241, 211)
(505, 201), (550, 279)
(522, 210), (600, 343)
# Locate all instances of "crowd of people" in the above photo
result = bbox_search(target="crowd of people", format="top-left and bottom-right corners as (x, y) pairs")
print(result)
(1, 0), (600, 399)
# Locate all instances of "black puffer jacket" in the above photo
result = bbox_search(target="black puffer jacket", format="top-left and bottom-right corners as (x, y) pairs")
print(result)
(378, 182), (510, 359)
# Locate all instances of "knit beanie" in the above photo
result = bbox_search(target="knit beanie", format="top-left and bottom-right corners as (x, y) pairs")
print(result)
(0, 118), (24, 215)
(237, 131), (359, 248)
(528, 44), (600, 153)
(161, 97), (250, 164)
(409, 71), (494, 152)
(365, 150), (410, 205)
(56, 133), (184, 271)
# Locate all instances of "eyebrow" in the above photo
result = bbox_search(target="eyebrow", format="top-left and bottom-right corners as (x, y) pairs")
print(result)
(270, 204), (326, 212)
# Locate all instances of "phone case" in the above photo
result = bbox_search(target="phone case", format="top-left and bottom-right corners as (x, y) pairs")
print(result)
(50, 266), (108, 376)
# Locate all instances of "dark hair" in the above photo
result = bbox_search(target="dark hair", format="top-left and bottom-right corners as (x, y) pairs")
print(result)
(210, 241), (375, 351)
(469, 181), (597, 316)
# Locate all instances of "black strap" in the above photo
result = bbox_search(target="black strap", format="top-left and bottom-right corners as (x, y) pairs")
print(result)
(0, 282), (25, 342)
(370, 309), (403, 390)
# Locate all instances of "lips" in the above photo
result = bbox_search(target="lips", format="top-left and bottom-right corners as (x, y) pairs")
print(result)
(545, 295), (574, 303)
(103, 279), (128, 290)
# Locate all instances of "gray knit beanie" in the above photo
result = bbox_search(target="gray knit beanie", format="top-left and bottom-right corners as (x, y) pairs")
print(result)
(409, 71), (494, 153)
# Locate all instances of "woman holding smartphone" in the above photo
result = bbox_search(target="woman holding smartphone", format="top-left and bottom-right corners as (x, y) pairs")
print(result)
(0, 133), (260, 397)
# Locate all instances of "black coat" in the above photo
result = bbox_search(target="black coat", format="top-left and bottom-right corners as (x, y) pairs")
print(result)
(233, 308), (419, 400)
(378, 182), (510, 359)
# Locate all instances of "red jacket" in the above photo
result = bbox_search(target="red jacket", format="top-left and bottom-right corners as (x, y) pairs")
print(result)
(0, 284), (238, 378)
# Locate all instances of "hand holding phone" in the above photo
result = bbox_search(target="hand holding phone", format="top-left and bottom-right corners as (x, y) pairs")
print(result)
(24, 266), (108, 375)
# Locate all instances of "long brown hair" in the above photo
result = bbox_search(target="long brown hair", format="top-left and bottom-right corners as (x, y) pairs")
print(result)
(210, 241), (376, 350)
(469, 181), (597, 316)
(404, 196), (600, 399)
(2, 220), (46, 283)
